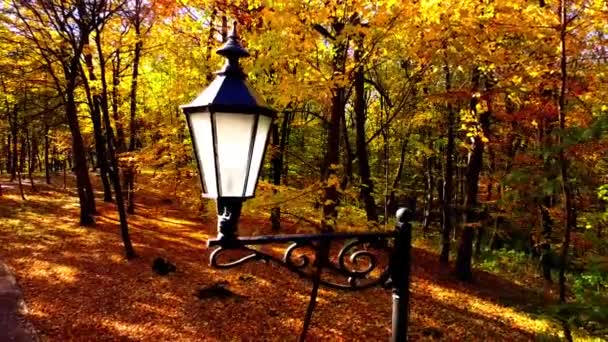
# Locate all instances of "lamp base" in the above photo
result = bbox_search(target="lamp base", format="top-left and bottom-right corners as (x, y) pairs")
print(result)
(215, 197), (243, 243)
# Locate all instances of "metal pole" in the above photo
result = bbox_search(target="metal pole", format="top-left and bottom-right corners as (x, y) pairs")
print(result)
(215, 197), (243, 244)
(299, 240), (329, 342)
(390, 207), (413, 342)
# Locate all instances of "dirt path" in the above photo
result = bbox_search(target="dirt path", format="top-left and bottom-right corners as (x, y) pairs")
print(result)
(0, 261), (38, 342)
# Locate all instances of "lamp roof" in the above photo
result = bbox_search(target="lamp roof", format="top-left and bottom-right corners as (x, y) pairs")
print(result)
(181, 21), (275, 116)
(181, 75), (274, 115)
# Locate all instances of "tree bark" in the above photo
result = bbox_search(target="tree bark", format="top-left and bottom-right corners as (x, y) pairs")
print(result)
(63, 158), (67, 189)
(126, 4), (143, 215)
(322, 87), (344, 232)
(44, 124), (51, 184)
(96, 29), (136, 259)
(270, 122), (282, 232)
(103, 85), (137, 259)
(340, 110), (354, 189)
(18, 134), (26, 200)
(440, 63), (455, 265)
(83, 34), (113, 202)
(26, 129), (36, 191)
(10, 110), (18, 182)
(5, 134), (11, 175)
(455, 67), (490, 281)
(270, 111), (291, 232)
(320, 23), (347, 233)
(557, 1), (574, 316)
(422, 155), (434, 236)
(27, 130), (34, 173)
(539, 204), (553, 282)
(65, 79), (96, 226)
(111, 53), (126, 152)
(354, 38), (378, 223)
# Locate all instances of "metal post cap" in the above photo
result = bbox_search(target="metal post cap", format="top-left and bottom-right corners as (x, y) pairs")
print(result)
(395, 207), (413, 223)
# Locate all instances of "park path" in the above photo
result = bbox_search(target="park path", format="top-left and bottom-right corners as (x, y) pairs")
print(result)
(0, 261), (37, 342)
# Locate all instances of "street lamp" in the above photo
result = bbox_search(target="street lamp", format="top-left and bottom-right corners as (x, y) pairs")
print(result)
(181, 21), (275, 244)
(182, 21), (413, 342)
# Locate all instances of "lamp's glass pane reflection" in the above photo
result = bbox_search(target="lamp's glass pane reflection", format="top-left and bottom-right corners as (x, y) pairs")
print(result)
(215, 113), (256, 197)
(246, 115), (272, 196)
(189, 112), (217, 197)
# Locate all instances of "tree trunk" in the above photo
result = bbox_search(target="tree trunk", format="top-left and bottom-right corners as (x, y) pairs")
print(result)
(44, 124), (51, 184)
(65, 83), (96, 226)
(422, 155), (434, 236)
(111, 54), (126, 152)
(270, 111), (291, 232)
(103, 89), (137, 259)
(10, 111), (18, 182)
(270, 121), (282, 232)
(440, 63), (455, 265)
(5, 134), (11, 175)
(322, 87), (344, 232)
(557, 0), (574, 309)
(126, 16), (143, 215)
(340, 110), (354, 189)
(320, 26), (346, 233)
(26, 129), (36, 191)
(19, 133), (25, 174)
(460, 158), (466, 209)
(381, 112), (390, 225)
(354, 40), (378, 223)
(83, 34), (113, 202)
(455, 67), (489, 281)
(220, 14), (228, 42)
(539, 204), (553, 282)
(18, 134), (26, 200)
(206, 9), (217, 67)
(27, 131), (33, 173)
(63, 158), (67, 189)
(455, 113), (480, 279)
(96, 29), (136, 259)
(437, 177), (444, 231)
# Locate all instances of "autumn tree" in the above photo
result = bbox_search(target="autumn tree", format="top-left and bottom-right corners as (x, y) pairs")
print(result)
(9, 0), (120, 225)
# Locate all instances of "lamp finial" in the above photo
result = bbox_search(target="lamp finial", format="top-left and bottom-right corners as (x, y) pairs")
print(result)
(216, 19), (249, 64)
(230, 20), (238, 38)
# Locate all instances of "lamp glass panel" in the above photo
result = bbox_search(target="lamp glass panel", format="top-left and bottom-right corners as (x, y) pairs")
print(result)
(245, 115), (272, 196)
(189, 112), (218, 197)
(214, 112), (256, 197)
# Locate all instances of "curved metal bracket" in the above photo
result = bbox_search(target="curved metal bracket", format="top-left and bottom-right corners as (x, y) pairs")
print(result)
(209, 232), (394, 291)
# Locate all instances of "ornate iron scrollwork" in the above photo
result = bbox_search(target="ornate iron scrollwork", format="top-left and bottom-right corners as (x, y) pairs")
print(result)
(208, 233), (394, 291)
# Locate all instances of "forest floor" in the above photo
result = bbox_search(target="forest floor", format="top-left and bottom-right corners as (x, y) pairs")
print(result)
(0, 173), (573, 341)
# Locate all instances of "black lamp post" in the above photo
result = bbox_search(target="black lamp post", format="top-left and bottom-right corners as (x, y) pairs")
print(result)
(182, 21), (413, 342)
